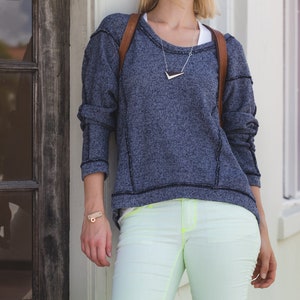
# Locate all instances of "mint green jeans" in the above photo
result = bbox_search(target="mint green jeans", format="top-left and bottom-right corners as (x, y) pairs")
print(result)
(112, 199), (260, 300)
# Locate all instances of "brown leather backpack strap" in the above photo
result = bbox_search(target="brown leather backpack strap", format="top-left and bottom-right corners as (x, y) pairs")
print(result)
(203, 25), (228, 127)
(119, 13), (141, 74)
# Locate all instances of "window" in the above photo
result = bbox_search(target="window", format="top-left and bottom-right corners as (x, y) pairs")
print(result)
(283, 0), (300, 200)
(0, 0), (70, 298)
(0, 1), (35, 298)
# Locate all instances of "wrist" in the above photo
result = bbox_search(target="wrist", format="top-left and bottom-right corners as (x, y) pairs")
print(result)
(259, 218), (270, 235)
(84, 198), (105, 213)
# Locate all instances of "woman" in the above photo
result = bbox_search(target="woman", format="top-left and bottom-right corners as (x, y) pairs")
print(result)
(78, 0), (277, 299)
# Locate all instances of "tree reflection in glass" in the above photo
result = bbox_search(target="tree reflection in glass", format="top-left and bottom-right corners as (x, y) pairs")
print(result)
(0, 0), (32, 61)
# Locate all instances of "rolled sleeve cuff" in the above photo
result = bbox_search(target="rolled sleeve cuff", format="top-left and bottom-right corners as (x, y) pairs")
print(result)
(247, 174), (261, 187)
(78, 104), (116, 131)
(81, 160), (109, 180)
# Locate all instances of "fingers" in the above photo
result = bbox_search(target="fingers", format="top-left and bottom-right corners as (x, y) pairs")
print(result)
(252, 273), (275, 289)
(251, 263), (260, 281)
(259, 251), (270, 280)
(96, 240), (111, 267)
(105, 229), (112, 258)
(82, 237), (111, 267)
(252, 251), (277, 289)
(81, 218), (112, 267)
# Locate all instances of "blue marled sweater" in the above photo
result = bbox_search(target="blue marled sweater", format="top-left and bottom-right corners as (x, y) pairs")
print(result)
(78, 13), (260, 222)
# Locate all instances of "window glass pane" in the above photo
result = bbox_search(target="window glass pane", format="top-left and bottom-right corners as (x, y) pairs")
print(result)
(0, 0), (32, 61)
(0, 72), (33, 181)
(0, 191), (32, 300)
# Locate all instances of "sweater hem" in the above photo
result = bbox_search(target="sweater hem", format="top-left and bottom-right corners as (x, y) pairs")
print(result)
(111, 185), (259, 223)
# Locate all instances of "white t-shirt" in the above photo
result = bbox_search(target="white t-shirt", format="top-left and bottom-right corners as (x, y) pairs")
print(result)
(143, 13), (212, 45)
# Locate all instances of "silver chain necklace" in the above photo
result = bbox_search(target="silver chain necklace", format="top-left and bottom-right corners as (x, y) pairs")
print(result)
(161, 22), (199, 80)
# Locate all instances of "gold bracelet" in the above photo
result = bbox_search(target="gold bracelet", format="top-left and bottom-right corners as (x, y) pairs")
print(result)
(87, 211), (103, 223)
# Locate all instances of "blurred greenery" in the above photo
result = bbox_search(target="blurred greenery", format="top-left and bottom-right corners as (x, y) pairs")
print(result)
(0, 40), (12, 59)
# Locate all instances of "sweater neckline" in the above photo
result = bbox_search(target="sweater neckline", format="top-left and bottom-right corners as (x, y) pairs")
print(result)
(138, 15), (216, 54)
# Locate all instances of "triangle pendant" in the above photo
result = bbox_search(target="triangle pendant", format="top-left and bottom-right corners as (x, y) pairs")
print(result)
(165, 71), (184, 80)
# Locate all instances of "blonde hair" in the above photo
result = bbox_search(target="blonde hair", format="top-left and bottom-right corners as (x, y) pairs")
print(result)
(138, 0), (217, 19)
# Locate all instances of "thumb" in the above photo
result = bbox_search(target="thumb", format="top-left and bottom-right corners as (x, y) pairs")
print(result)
(259, 253), (270, 279)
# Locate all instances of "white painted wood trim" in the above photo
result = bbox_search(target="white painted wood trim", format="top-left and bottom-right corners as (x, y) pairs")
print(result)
(283, 0), (300, 199)
(278, 200), (300, 240)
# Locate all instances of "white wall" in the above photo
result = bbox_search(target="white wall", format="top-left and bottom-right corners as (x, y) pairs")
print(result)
(246, 0), (300, 299)
(70, 1), (300, 299)
(70, 1), (91, 299)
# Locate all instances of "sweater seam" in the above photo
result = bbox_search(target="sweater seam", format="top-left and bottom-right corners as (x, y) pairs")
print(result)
(80, 158), (108, 168)
(87, 124), (90, 161)
(82, 120), (115, 132)
(120, 80), (136, 190)
(226, 75), (253, 84)
(246, 172), (261, 178)
(91, 28), (120, 48)
(214, 129), (222, 185)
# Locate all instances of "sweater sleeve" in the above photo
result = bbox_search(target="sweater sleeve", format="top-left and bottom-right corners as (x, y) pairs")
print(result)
(222, 36), (261, 187)
(78, 22), (119, 180)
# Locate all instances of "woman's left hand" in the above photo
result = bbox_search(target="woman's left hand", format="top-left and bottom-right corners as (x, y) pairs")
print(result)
(251, 221), (277, 288)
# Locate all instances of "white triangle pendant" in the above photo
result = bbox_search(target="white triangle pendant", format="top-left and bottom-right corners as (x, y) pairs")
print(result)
(165, 71), (184, 80)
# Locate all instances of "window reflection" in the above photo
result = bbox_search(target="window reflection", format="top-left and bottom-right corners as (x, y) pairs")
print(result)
(0, 0), (32, 61)
(0, 72), (33, 181)
(0, 192), (32, 300)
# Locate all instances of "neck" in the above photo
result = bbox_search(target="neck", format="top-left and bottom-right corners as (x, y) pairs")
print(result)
(148, 0), (196, 29)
